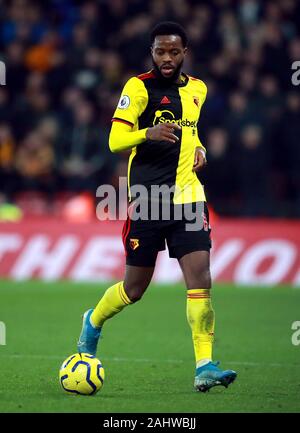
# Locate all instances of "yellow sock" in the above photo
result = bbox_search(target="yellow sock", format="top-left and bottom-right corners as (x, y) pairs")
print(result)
(186, 289), (215, 366)
(90, 281), (132, 328)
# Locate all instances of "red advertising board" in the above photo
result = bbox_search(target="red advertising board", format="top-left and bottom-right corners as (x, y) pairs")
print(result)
(0, 218), (299, 286)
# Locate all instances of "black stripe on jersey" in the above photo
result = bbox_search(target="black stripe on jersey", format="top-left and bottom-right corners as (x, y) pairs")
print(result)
(129, 77), (183, 201)
(112, 117), (134, 127)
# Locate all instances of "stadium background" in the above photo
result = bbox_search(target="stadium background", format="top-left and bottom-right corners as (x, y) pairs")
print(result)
(0, 0), (300, 414)
(0, 0), (300, 284)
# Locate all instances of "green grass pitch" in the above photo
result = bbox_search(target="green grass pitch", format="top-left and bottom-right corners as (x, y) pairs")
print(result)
(0, 280), (299, 413)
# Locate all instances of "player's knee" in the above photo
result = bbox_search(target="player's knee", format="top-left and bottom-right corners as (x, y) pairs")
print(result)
(203, 270), (212, 289)
(128, 293), (143, 303)
(123, 281), (149, 303)
(126, 289), (143, 303)
(186, 269), (211, 290)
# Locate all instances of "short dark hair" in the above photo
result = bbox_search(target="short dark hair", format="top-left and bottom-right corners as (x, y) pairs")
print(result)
(150, 21), (188, 48)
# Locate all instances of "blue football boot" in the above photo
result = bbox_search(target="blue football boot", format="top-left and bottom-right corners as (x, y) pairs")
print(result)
(77, 309), (101, 356)
(194, 361), (237, 392)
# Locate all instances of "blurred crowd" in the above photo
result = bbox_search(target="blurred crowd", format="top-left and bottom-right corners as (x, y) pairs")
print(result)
(0, 0), (300, 217)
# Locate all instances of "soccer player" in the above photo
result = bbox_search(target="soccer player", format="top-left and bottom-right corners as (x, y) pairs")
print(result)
(77, 22), (237, 392)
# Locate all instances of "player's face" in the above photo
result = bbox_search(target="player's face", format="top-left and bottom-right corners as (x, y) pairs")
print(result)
(151, 35), (187, 80)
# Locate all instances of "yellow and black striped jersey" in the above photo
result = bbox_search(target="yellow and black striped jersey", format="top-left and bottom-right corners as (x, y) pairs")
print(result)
(112, 70), (207, 204)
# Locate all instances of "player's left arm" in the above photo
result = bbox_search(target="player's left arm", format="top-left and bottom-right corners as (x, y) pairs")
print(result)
(193, 81), (208, 172)
(193, 137), (207, 172)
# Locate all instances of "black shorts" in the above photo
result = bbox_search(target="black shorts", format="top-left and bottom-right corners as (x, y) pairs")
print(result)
(122, 201), (212, 267)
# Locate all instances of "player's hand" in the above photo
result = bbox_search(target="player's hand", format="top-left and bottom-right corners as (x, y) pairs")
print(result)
(146, 123), (181, 143)
(193, 147), (207, 172)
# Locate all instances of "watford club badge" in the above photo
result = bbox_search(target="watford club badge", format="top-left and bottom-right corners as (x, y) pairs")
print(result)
(129, 239), (140, 250)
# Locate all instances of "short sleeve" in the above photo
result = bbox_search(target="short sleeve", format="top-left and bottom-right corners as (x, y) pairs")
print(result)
(112, 77), (148, 127)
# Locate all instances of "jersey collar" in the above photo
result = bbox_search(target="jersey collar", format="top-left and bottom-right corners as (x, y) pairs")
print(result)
(150, 69), (189, 87)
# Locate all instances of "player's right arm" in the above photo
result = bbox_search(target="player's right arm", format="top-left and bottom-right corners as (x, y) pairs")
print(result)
(109, 77), (180, 153)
